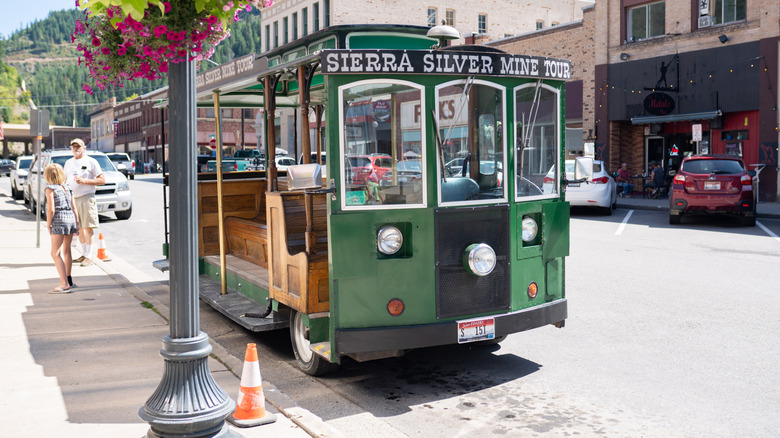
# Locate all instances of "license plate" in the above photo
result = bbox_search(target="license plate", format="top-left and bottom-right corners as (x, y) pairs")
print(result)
(457, 317), (495, 344)
(704, 181), (721, 190)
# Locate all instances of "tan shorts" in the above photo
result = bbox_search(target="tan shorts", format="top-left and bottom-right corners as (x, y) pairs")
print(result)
(73, 194), (99, 229)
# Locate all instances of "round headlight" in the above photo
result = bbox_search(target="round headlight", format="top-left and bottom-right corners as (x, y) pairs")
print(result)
(463, 243), (496, 277)
(521, 217), (538, 242)
(377, 226), (403, 255)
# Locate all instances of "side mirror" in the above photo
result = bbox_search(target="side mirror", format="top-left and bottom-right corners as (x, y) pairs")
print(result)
(574, 156), (593, 182)
(747, 170), (756, 177)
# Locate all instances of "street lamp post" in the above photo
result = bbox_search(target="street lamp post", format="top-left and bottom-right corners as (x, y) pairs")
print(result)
(139, 59), (238, 438)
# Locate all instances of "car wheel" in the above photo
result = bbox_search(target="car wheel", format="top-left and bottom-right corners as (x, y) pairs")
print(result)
(10, 184), (17, 199)
(289, 310), (339, 376)
(740, 214), (756, 227)
(669, 213), (681, 225)
(130, 174), (134, 180)
(115, 207), (132, 220)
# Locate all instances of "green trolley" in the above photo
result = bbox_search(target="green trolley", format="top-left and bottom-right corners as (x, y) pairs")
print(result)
(190, 24), (574, 375)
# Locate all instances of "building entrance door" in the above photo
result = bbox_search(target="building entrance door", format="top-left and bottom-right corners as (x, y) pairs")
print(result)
(645, 136), (664, 173)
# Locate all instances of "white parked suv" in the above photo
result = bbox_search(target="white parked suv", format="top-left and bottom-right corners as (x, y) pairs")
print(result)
(11, 155), (34, 200)
(25, 149), (133, 220)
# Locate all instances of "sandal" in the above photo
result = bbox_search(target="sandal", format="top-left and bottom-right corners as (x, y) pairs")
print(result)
(48, 286), (72, 294)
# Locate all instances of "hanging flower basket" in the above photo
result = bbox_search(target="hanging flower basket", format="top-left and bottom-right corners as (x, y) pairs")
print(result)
(73, 0), (272, 94)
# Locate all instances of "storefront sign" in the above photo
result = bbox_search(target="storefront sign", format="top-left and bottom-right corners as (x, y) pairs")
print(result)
(196, 54), (267, 92)
(643, 92), (675, 116)
(372, 100), (391, 122)
(322, 49), (572, 79)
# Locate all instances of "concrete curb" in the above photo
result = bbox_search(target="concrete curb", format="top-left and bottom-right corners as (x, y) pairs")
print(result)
(94, 260), (341, 438)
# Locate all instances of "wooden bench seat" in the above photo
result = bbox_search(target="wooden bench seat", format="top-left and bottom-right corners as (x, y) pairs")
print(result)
(225, 211), (269, 268)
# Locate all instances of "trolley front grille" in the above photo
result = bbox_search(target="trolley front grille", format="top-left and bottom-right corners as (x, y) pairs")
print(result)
(434, 205), (510, 319)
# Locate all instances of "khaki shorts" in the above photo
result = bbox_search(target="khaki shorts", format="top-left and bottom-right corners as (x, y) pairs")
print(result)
(73, 194), (99, 229)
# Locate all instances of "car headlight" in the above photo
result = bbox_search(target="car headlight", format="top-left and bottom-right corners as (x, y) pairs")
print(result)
(377, 225), (403, 255)
(117, 180), (129, 191)
(521, 217), (538, 242)
(463, 243), (496, 277)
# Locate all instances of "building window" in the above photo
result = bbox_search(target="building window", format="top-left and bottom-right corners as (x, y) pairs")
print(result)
(265, 25), (270, 52)
(283, 17), (289, 44)
(551, 21), (559, 26)
(273, 21), (279, 48)
(478, 14), (487, 34)
(206, 108), (215, 118)
(445, 10), (454, 26)
(314, 3), (320, 32)
(303, 8), (308, 36)
(243, 109), (254, 119)
(627, 1), (665, 42)
(536, 20), (543, 30)
(324, 0), (330, 27)
(292, 12), (298, 39)
(222, 109), (232, 119)
(712, 0), (745, 25)
(427, 8), (437, 27)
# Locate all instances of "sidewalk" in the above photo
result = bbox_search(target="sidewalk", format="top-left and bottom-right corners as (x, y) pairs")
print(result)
(615, 193), (780, 219)
(0, 193), (323, 437)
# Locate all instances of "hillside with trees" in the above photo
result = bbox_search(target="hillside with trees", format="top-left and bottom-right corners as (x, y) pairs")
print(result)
(0, 8), (264, 127)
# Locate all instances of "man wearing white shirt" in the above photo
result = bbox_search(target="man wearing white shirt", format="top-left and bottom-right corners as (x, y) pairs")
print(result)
(63, 139), (105, 267)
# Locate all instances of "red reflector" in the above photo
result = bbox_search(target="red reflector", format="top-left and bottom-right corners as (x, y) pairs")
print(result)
(387, 299), (404, 316)
(740, 175), (753, 185)
(676, 202), (684, 206)
(741, 203), (750, 208)
(527, 282), (538, 299)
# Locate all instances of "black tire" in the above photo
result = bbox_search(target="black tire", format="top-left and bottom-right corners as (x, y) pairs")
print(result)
(115, 206), (132, 220)
(603, 205), (612, 216)
(740, 214), (756, 227)
(129, 174), (134, 180)
(289, 310), (339, 376)
(11, 184), (18, 200)
(669, 214), (681, 225)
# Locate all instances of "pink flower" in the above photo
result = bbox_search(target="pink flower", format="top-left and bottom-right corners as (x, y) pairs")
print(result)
(159, 62), (168, 73)
(82, 84), (93, 94)
(102, 65), (111, 70)
(92, 37), (101, 46)
(163, 2), (171, 12)
(154, 25), (167, 37)
(206, 15), (218, 25)
(117, 47), (127, 56)
(101, 47), (111, 55)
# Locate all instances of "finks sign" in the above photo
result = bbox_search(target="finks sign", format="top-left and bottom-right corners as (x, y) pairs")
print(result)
(643, 92), (675, 116)
(322, 49), (572, 80)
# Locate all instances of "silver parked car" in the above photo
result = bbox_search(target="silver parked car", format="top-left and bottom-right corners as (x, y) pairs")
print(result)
(11, 155), (34, 200)
(543, 159), (617, 215)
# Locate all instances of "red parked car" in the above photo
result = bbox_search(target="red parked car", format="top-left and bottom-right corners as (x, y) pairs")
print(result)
(669, 155), (757, 226)
(347, 154), (393, 185)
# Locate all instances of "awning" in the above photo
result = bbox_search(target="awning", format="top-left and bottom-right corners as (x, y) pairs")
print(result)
(631, 110), (721, 125)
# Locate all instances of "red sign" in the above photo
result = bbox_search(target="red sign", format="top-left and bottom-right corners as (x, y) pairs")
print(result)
(209, 138), (216, 149)
(643, 92), (675, 116)
(372, 100), (391, 122)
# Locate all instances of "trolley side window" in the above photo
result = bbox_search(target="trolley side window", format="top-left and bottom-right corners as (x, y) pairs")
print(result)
(515, 83), (561, 200)
(339, 80), (426, 209)
(436, 80), (507, 205)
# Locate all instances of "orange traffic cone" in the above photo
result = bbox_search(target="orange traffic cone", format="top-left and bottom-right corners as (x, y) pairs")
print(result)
(96, 233), (111, 261)
(228, 343), (276, 427)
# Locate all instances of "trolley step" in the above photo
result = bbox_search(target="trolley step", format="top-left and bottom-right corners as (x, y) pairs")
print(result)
(309, 341), (332, 360)
(199, 274), (288, 332)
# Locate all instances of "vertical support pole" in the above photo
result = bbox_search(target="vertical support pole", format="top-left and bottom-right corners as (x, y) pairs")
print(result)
(315, 105), (323, 165)
(264, 75), (278, 192)
(213, 91), (228, 296)
(139, 60), (237, 438)
(299, 65), (315, 255)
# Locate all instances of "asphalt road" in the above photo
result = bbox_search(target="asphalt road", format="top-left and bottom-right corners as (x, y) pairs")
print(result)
(5, 174), (779, 437)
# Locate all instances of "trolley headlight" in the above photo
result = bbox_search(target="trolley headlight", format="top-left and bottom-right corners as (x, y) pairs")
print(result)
(463, 243), (496, 277)
(377, 225), (403, 255)
(521, 217), (538, 242)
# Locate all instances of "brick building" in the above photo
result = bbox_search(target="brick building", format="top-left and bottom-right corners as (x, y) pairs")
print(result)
(491, 0), (780, 201)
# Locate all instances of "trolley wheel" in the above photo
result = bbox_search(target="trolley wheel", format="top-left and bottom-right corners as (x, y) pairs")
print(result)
(289, 310), (339, 376)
